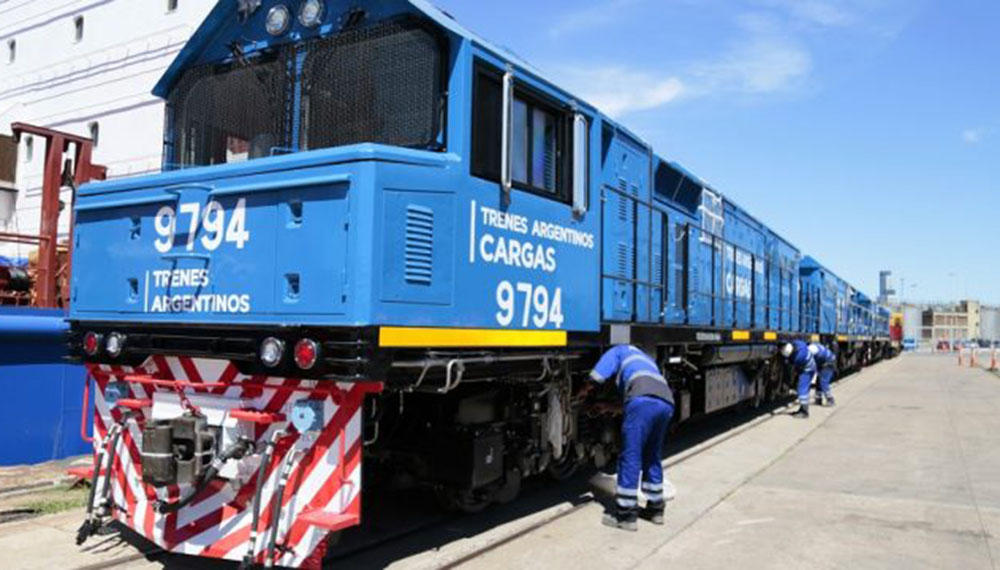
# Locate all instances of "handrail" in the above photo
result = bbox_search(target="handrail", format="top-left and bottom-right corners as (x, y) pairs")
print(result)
(209, 172), (351, 197)
(75, 194), (177, 212)
(163, 183), (214, 195)
(160, 253), (211, 262)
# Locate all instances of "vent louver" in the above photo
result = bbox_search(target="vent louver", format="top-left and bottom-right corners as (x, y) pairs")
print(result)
(617, 242), (630, 277)
(404, 205), (434, 285)
(618, 193), (629, 221)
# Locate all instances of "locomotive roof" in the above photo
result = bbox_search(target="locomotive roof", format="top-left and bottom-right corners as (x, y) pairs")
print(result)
(150, 0), (850, 294)
(153, 0), (540, 98)
(802, 255), (849, 286)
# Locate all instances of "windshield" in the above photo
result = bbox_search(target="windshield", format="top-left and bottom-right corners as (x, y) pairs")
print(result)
(301, 20), (445, 151)
(167, 53), (290, 167)
(165, 19), (445, 169)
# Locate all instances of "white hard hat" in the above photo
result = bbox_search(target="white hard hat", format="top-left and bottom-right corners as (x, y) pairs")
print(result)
(781, 343), (794, 358)
(808, 343), (819, 356)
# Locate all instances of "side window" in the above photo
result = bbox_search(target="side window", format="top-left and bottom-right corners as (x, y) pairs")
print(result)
(471, 70), (502, 181)
(513, 98), (559, 193)
(654, 161), (679, 201)
(472, 64), (568, 200)
(0, 134), (17, 185)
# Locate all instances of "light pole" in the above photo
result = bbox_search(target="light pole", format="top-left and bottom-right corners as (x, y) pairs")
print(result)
(948, 272), (959, 302)
(899, 278), (917, 305)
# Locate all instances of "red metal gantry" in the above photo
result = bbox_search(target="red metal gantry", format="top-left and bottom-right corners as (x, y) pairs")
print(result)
(0, 123), (107, 308)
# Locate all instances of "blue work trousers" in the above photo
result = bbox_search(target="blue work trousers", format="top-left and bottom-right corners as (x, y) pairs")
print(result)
(797, 367), (817, 405)
(818, 365), (836, 397)
(616, 395), (674, 510)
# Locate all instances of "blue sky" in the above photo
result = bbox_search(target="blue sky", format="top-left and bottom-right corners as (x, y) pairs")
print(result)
(436, 0), (1000, 304)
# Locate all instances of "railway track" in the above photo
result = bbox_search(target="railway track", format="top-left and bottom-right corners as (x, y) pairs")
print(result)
(426, 367), (879, 570)
(67, 366), (876, 570)
(328, 394), (811, 569)
(431, 399), (787, 570)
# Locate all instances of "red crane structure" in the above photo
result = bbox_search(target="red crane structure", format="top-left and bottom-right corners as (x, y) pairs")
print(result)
(0, 123), (107, 308)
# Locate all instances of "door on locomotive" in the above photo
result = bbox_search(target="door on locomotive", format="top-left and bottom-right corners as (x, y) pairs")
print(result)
(464, 55), (601, 336)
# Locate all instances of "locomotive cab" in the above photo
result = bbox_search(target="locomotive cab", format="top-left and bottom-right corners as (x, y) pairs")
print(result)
(71, 0), (599, 379)
(69, 3), (602, 566)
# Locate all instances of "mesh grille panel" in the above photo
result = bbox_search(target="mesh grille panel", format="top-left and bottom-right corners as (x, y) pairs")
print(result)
(167, 52), (291, 167)
(301, 20), (444, 151)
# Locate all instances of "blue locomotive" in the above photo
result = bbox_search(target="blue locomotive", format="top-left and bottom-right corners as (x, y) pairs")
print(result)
(68, 1), (893, 566)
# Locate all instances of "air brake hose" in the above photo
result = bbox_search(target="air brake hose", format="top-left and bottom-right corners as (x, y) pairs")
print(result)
(265, 448), (299, 568)
(96, 421), (126, 517)
(241, 432), (282, 570)
(76, 421), (123, 545)
(156, 438), (254, 514)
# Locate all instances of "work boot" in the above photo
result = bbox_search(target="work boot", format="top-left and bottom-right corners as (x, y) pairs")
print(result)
(641, 501), (665, 525)
(602, 507), (638, 531)
(825, 395), (836, 407)
(814, 394), (824, 406)
(791, 405), (809, 419)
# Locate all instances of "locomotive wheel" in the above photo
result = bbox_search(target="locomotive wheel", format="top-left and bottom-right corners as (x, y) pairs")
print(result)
(321, 531), (344, 560)
(436, 487), (492, 514)
(494, 468), (522, 504)
(547, 448), (581, 481)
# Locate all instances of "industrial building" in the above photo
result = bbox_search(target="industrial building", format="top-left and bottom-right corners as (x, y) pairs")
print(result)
(894, 299), (999, 347)
(0, 0), (212, 259)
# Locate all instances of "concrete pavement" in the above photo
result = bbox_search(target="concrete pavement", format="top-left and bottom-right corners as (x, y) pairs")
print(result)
(449, 354), (998, 570)
(1, 354), (997, 569)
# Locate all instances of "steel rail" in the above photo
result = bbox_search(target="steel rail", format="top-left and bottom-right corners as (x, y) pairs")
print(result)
(54, 362), (883, 569)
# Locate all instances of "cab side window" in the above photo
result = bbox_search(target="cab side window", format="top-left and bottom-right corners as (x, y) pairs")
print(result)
(471, 64), (569, 201)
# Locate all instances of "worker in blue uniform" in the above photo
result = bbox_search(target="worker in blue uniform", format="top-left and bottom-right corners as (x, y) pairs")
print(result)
(781, 340), (816, 419)
(809, 342), (837, 406)
(580, 345), (675, 531)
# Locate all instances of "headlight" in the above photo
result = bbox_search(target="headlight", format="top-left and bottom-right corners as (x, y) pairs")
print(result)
(260, 337), (285, 368)
(265, 4), (291, 36)
(298, 0), (325, 27)
(106, 332), (126, 357)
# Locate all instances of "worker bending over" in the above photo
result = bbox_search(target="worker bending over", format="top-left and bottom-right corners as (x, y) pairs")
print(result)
(809, 342), (837, 407)
(583, 345), (675, 531)
(782, 340), (816, 419)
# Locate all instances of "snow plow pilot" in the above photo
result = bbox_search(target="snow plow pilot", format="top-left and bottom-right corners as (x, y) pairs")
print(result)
(578, 345), (675, 531)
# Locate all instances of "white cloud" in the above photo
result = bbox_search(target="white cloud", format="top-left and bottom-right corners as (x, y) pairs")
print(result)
(691, 31), (812, 95)
(555, 67), (685, 118)
(549, 0), (640, 39)
(962, 128), (990, 145)
(756, 0), (855, 28)
(757, 0), (924, 38)
(550, 14), (810, 118)
(546, 1), (906, 117)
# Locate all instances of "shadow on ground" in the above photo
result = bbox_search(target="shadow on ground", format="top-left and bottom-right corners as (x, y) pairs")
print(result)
(98, 377), (836, 569)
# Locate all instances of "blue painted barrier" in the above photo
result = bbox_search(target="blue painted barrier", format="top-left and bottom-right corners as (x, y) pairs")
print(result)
(0, 307), (91, 466)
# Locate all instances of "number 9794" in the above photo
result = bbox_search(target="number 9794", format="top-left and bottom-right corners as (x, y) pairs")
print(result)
(495, 280), (564, 329)
(153, 198), (251, 253)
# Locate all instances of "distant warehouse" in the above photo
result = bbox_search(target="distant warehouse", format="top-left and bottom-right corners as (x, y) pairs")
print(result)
(896, 300), (1000, 346)
(0, 0), (214, 259)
